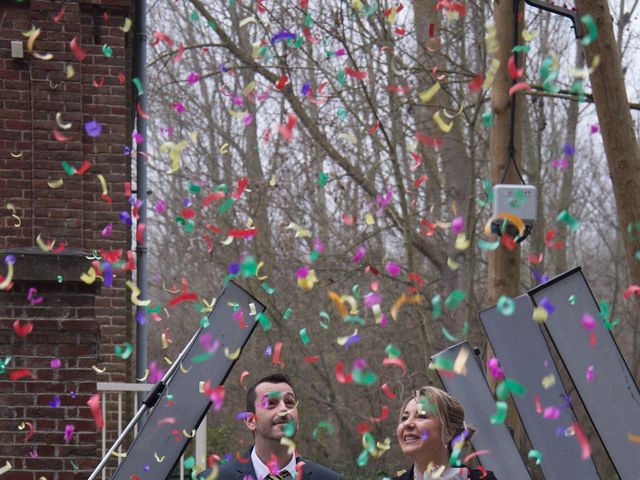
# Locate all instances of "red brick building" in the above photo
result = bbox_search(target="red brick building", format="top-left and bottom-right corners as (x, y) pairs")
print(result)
(1, 0), (134, 478)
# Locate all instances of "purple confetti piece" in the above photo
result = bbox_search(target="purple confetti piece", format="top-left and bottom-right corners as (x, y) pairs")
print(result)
(173, 102), (185, 113)
(586, 365), (594, 382)
(379, 314), (388, 327)
(219, 64), (229, 73)
(451, 216), (464, 234)
(555, 426), (565, 437)
(5, 255), (16, 265)
(143, 464), (150, 472)
(228, 263), (240, 275)
(101, 223), (113, 237)
(132, 132), (144, 144)
(136, 310), (146, 325)
(385, 261), (401, 277)
(363, 292), (381, 307)
(344, 334), (361, 348)
(552, 157), (569, 169)
(187, 72), (200, 84)
(352, 358), (367, 370)
(264, 345), (272, 356)
(119, 211), (132, 226)
(29, 449), (38, 458)
(313, 237), (325, 253)
(581, 313), (596, 330)
(235, 411), (253, 420)
(101, 262), (112, 288)
(352, 245), (366, 263)
(296, 266), (310, 279)
(123, 146), (131, 155)
(301, 81), (311, 96)
(543, 406), (560, 419)
(590, 124), (599, 134)
(69, 390), (77, 399)
(49, 395), (61, 408)
(50, 358), (61, 368)
(183, 198), (192, 207)
(563, 143), (575, 156)
(271, 31), (296, 44)
(335, 48), (346, 56)
(243, 113), (254, 126)
(154, 200), (166, 214)
(84, 120), (102, 137)
(540, 297), (555, 315)
(64, 424), (75, 442)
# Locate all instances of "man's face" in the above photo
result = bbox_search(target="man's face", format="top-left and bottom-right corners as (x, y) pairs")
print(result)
(245, 382), (299, 443)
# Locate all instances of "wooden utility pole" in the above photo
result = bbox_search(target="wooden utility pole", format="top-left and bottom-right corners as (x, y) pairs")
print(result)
(575, 0), (640, 295)
(488, 0), (524, 304)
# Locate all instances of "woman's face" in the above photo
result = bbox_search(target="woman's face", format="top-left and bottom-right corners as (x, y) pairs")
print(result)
(396, 398), (449, 466)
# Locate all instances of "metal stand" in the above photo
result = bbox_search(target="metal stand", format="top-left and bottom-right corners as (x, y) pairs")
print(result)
(88, 329), (201, 480)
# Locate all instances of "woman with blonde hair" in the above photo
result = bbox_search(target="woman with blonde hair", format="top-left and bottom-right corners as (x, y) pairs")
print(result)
(393, 386), (497, 480)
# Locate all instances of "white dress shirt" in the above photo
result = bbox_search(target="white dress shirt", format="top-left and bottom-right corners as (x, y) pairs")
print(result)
(251, 446), (297, 479)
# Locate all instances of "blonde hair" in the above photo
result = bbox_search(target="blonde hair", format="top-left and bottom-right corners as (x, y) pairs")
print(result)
(399, 386), (476, 451)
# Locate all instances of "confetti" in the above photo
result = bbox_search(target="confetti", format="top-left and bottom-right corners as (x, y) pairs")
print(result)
(527, 449), (542, 465)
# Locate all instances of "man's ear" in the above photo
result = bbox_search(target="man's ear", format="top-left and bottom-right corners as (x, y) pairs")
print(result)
(244, 412), (256, 432)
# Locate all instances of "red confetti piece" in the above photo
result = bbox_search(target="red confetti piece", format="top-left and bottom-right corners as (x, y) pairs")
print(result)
(370, 405), (389, 423)
(53, 129), (72, 142)
(507, 55), (525, 79)
(381, 383), (397, 399)
(545, 229), (565, 249)
(275, 74), (289, 90)
(367, 120), (380, 135)
(76, 160), (91, 175)
(157, 417), (176, 426)
(181, 208), (196, 219)
(228, 228), (258, 238)
(387, 85), (411, 94)
(10, 369), (33, 381)
(151, 31), (173, 47)
(69, 36), (86, 62)
(52, 7), (65, 21)
(240, 370), (250, 388)
(173, 43), (185, 63)
(528, 253), (544, 264)
(468, 73), (484, 92)
(136, 223), (145, 243)
(356, 421), (371, 434)
(118, 72), (126, 84)
(92, 76), (105, 88)
(420, 219), (437, 236)
(304, 355), (320, 363)
(232, 177), (249, 200)
(303, 27), (320, 44)
(623, 285), (640, 299)
(407, 272), (425, 294)
(501, 233), (517, 251)
(589, 331), (597, 346)
(335, 362), (353, 384)
(272, 341), (284, 367)
(508, 82), (531, 96)
(416, 131), (444, 149)
(414, 175), (428, 189)
(572, 422), (591, 459)
(167, 292), (198, 308)
(137, 102), (150, 120)
(395, 27), (406, 35)
(204, 233), (213, 253)
(278, 112), (297, 142)
(22, 421), (35, 442)
(13, 320), (33, 337)
(202, 191), (226, 206)
(345, 66), (368, 80)
(87, 393), (104, 429)
(534, 394), (542, 414)
(207, 224), (222, 234)
(382, 357), (407, 376)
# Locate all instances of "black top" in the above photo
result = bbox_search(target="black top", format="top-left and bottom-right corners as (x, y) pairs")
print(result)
(392, 464), (497, 480)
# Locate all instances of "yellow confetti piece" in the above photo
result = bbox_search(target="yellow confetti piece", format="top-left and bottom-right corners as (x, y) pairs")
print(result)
(179, 362), (191, 373)
(418, 82), (440, 103)
(154, 453), (165, 462)
(372, 304), (383, 324)
(569, 54), (600, 78)
(96, 174), (108, 196)
(224, 347), (241, 359)
(220, 236), (234, 245)
(137, 369), (149, 381)
(227, 108), (247, 119)
(220, 143), (229, 154)
(10, 152), (22, 158)
(390, 293), (423, 321)
(483, 58), (500, 89)
(433, 110), (453, 133)
(6, 202), (21, 227)
(66, 65), (75, 79)
(163, 356), (173, 365)
(338, 132), (358, 143)
(120, 18), (133, 33)
(269, 174), (277, 186)
(242, 81), (256, 95)
(522, 29), (539, 42)
(255, 261), (268, 280)
(532, 306), (548, 322)
(92, 365), (106, 373)
(160, 140), (189, 172)
(628, 432), (640, 443)
(365, 213), (375, 225)
(454, 233), (470, 250)
(0, 461), (12, 475)
(80, 267), (97, 284)
(447, 257), (459, 270)
(55, 112), (72, 130)
(33, 52), (53, 60)
(541, 373), (556, 389)
(329, 291), (348, 317)
(35, 233), (54, 252)
(337, 328), (358, 345)
(453, 347), (468, 375)
(110, 451), (127, 458)
(47, 179), (64, 189)
(27, 28), (41, 52)
(182, 429), (196, 438)
(280, 437), (296, 455)
(286, 222), (311, 238)
(239, 16), (257, 27)
(161, 332), (169, 349)
(484, 22), (498, 53)
(126, 280), (151, 306)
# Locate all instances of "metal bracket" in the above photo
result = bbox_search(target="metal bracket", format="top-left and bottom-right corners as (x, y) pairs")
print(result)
(524, 0), (584, 38)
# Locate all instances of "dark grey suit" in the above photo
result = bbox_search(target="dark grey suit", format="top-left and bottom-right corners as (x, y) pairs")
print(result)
(200, 449), (343, 479)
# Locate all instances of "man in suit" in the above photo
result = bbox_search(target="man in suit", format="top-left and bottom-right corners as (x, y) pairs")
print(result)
(202, 373), (343, 479)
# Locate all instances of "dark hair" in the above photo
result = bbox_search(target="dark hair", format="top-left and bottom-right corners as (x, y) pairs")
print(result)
(246, 373), (295, 413)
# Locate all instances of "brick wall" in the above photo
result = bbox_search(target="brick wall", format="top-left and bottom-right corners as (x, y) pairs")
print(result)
(1, 0), (134, 477)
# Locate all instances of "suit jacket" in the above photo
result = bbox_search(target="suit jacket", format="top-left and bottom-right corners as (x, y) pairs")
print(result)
(202, 449), (344, 480)
(392, 465), (497, 480)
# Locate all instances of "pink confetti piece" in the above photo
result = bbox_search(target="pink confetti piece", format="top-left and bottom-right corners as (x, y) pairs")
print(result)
(64, 424), (75, 442)
(385, 261), (401, 277)
(352, 245), (366, 263)
(581, 313), (595, 330)
(451, 216), (464, 234)
(543, 406), (561, 420)
(50, 358), (61, 368)
(586, 365), (594, 382)
(87, 393), (104, 429)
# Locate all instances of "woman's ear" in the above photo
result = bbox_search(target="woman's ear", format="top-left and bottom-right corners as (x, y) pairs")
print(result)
(244, 412), (256, 432)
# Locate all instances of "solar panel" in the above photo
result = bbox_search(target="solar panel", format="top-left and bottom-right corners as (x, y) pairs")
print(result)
(530, 267), (640, 480)
(110, 281), (265, 480)
(432, 342), (531, 479)
(480, 294), (599, 478)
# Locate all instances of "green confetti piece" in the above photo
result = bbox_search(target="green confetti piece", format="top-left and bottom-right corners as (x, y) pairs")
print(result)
(312, 421), (334, 438)
(57, 275), (63, 283)
(497, 295), (515, 316)
(317, 172), (328, 187)
(431, 294), (442, 319)
(635, 251), (640, 261)
(102, 44), (113, 57)
(357, 449), (369, 467)
(528, 449), (542, 465)
(319, 311), (331, 329)
(183, 456), (196, 470)
(476, 178), (493, 206)
(337, 107), (348, 119)
(557, 209), (581, 231)
(481, 111), (493, 127)
(114, 342), (133, 360)
(256, 311), (271, 331)
(199, 316), (210, 328)
(192, 352), (212, 363)
(429, 357), (454, 371)
(189, 183), (201, 193)
(581, 14), (598, 46)
(70, 461), (79, 470)
(445, 290), (466, 310)
(62, 161), (75, 175)
(299, 328), (310, 345)
(604, 318), (620, 330)
(364, 2), (378, 16)
(283, 308), (292, 320)
(570, 80), (586, 103)
(290, 37), (304, 49)
(385, 344), (401, 358)
(309, 249), (319, 262)
(304, 13), (314, 27)
(261, 281), (276, 294)
(240, 256), (257, 277)
(283, 419), (296, 437)
(540, 57), (554, 81)
(344, 315), (365, 325)
(337, 69), (346, 86)
(568, 294), (576, 306)
(207, 19), (217, 29)
(257, 46), (269, 58)
(353, 369), (377, 385)
(496, 378), (526, 399)
(132, 77), (144, 96)
(511, 44), (531, 53)
(218, 197), (234, 213)
(490, 400), (508, 424)
(542, 70), (560, 93)
(441, 326), (458, 342)
(478, 239), (500, 250)
(190, 11), (200, 21)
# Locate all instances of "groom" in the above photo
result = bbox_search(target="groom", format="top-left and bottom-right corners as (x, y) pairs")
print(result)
(205, 373), (343, 479)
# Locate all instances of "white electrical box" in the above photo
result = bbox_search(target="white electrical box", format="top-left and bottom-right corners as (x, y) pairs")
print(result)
(11, 41), (24, 59)
(492, 184), (537, 225)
